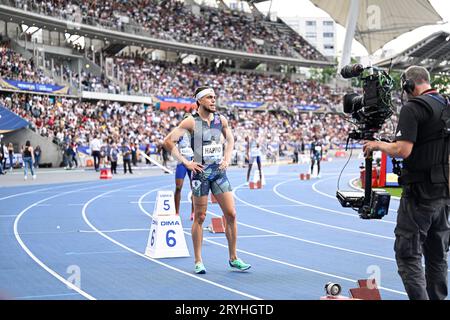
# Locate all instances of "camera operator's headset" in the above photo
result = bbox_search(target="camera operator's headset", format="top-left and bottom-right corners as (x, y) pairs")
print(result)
(401, 72), (416, 95)
(400, 72), (416, 106)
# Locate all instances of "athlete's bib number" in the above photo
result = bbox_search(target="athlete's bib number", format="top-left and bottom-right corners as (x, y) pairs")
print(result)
(203, 144), (223, 158)
(315, 146), (322, 152)
(250, 148), (260, 157)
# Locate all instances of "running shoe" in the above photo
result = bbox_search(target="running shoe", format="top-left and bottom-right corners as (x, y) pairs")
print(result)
(229, 258), (251, 271)
(194, 262), (206, 274)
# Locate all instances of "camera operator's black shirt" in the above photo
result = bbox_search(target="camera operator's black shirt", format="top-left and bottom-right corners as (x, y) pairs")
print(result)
(394, 90), (448, 199)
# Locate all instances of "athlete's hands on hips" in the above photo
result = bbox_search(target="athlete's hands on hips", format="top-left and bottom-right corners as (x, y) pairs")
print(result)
(219, 158), (230, 171)
(185, 160), (204, 173)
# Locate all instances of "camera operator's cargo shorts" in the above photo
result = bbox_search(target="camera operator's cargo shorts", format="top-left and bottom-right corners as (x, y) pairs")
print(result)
(191, 164), (232, 197)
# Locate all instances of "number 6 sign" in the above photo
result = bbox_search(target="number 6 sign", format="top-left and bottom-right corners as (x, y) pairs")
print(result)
(145, 191), (190, 258)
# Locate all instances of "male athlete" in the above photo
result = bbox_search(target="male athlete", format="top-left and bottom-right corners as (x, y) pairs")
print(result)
(163, 86), (251, 274)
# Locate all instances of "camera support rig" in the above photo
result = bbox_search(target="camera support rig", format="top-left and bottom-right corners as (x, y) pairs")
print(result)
(337, 130), (391, 219)
(336, 64), (393, 220)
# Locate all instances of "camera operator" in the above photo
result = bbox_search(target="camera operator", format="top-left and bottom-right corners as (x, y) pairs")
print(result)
(363, 66), (450, 300)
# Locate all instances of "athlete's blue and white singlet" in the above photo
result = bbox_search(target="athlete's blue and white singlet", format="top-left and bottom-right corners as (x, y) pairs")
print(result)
(191, 113), (232, 197)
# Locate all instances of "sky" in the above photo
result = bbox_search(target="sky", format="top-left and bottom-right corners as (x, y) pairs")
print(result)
(253, 0), (450, 59)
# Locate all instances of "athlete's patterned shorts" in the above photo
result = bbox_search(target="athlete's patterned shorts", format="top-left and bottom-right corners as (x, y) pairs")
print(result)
(191, 164), (232, 197)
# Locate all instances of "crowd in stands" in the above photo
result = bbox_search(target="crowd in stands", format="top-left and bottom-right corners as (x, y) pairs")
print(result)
(0, 42), (55, 84)
(82, 53), (341, 111)
(1, 39), (340, 111)
(1, 40), (119, 95)
(7, 0), (326, 61)
(0, 27), (399, 170)
(0, 40), (341, 114)
(0, 93), (172, 151)
(0, 90), (399, 170)
(0, 40), (397, 167)
(1, 40), (341, 117)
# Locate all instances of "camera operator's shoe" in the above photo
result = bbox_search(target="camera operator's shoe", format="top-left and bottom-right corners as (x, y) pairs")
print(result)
(229, 258), (251, 271)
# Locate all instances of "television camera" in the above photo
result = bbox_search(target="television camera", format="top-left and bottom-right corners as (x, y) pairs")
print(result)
(336, 64), (394, 219)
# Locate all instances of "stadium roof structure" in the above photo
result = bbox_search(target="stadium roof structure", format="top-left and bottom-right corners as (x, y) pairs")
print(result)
(376, 31), (450, 73)
(310, 0), (444, 54)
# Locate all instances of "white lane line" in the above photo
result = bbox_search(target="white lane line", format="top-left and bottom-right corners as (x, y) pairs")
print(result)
(187, 191), (396, 262)
(13, 183), (123, 300)
(65, 250), (125, 256)
(312, 176), (354, 200)
(16, 293), (81, 299)
(12, 179), (147, 301)
(273, 178), (396, 224)
(312, 176), (399, 213)
(84, 186), (262, 300)
(28, 190), (114, 194)
(130, 201), (191, 204)
(144, 202), (303, 208)
(204, 234), (282, 240)
(233, 183), (395, 240)
(205, 234), (406, 296)
(131, 201), (303, 207)
(238, 181), (450, 273)
(0, 181), (94, 201)
(183, 193), (407, 297)
(348, 178), (400, 213)
(216, 216), (397, 262)
(252, 204), (305, 208)
(78, 228), (149, 233)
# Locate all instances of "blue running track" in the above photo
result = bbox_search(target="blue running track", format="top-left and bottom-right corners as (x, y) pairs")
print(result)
(1, 158), (447, 300)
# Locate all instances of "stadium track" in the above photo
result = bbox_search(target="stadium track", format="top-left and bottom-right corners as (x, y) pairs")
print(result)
(1, 158), (447, 300)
